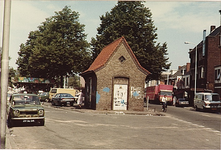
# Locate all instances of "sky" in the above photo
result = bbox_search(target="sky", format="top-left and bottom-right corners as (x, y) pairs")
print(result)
(1, 0), (221, 71)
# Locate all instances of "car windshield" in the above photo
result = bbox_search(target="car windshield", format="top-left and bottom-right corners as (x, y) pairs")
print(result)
(205, 95), (220, 101)
(12, 95), (40, 105)
(60, 93), (73, 97)
(40, 92), (48, 96)
(178, 98), (187, 101)
(160, 91), (172, 96)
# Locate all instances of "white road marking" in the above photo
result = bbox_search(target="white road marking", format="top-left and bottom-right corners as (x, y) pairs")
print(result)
(167, 115), (221, 136)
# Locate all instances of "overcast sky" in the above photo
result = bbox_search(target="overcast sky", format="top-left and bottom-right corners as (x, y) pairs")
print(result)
(1, 0), (221, 71)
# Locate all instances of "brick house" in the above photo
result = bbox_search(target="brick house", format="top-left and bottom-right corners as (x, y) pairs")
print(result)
(215, 65), (221, 96)
(189, 25), (221, 97)
(80, 37), (150, 111)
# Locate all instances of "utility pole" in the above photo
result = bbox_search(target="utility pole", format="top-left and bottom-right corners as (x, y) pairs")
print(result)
(1, 0), (11, 148)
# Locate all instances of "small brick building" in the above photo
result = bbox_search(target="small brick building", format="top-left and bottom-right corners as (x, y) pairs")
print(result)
(80, 37), (150, 111)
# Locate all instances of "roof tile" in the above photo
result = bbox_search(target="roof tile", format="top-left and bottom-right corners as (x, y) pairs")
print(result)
(82, 36), (150, 75)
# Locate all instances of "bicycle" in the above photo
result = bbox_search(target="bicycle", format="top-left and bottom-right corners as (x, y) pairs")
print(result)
(162, 102), (167, 112)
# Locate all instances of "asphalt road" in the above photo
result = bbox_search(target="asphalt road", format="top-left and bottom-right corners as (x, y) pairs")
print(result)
(148, 103), (221, 132)
(6, 103), (221, 149)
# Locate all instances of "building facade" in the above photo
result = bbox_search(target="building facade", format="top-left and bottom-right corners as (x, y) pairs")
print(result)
(80, 37), (150, 111)
(214, 65), (221, 96)
(189, 26), (221, 97)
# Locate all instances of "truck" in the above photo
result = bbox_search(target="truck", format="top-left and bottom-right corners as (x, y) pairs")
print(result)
(145, 84), (173, 104)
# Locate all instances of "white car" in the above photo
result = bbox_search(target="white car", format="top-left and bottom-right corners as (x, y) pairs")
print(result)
(194, 93), (221, 111)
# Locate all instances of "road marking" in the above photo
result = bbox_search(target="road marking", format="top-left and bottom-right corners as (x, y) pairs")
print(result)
(167, 115), (221, 136)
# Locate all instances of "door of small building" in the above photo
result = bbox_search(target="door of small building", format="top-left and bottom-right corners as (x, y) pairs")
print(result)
(113, 77), (129, 110)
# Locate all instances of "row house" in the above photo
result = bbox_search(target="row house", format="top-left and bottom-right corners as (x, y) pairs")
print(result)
(189, 25), (221, 99)
(214, 64), (221, 95)
(169, 64), (191, 90)
(166, 64), (192, 104)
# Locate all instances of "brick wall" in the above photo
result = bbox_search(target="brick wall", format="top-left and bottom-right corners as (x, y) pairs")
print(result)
(206, 35), (221, 91)
(95, 42), (146, 111)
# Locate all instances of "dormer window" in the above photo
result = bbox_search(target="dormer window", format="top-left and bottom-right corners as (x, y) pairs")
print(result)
(119, 56), (126, 63)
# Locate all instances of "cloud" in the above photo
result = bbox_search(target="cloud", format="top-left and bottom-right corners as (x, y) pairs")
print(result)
(11, 1), (52, 32)
(146, 2), (220, 33)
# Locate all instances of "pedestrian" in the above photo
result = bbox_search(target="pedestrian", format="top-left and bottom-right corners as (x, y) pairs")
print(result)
(162, 95), (167, 111)
(77, 90), (84, 108)
(173, 96), (177, 106)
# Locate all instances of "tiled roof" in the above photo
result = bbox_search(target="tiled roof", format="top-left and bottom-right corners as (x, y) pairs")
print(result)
(81, 36), (151, 75)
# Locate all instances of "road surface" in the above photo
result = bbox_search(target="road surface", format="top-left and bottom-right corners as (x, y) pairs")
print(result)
(6, 103), (221, 149)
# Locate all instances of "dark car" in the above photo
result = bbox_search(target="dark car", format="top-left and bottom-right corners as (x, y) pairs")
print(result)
(51, 93), (75, 106)
(175, 98), (189, 107)
(7, 93), (45, 127)
(39, 92), (49, 102)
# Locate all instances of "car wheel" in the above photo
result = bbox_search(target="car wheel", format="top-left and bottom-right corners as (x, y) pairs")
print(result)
(194, 105), (199, 111)
(45, 99), (49, 102)
(51, 100), (55, 106)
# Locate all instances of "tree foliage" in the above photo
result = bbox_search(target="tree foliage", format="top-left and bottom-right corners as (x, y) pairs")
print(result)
(16, 6), (91, 86)
(8, 67), (16, 87)
(91, 1), (171, 80)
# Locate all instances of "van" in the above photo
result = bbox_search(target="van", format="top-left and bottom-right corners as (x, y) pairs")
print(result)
(49, 88), (78, 101)
(194, 93), (221, 111)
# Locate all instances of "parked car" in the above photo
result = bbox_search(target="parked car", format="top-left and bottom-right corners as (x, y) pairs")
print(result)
(175, 98), (189, 107)
(7, 93), (45, 127)
(194, 93), (221, 111)
(39, 92), (49, 102)
(51, 93), (75, 106)
(49, 88), (78, 101)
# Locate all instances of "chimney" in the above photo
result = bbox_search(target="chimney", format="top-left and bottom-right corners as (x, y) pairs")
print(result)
(202, 30), (206, 56)
(186, 63), (190, 72)
(210, 25), (216, 33)
(219, 10), (221, 26)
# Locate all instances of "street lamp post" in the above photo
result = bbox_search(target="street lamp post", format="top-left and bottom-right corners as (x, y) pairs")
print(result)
(184, 42), (197, 96)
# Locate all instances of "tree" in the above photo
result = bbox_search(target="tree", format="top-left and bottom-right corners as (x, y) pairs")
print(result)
(8, 67), (16, 87)
(68, 74), (80, 88)
(16, 6), (92, 87)
(91, 1), (171, 80)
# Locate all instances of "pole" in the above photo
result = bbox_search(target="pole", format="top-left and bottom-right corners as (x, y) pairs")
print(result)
(194, 46), (197, 95)
(1, 0), (11, 149)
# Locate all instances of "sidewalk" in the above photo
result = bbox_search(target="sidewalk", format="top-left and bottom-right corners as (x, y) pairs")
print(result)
(42, 101), (164, 116)
(70, 105), (164, 116)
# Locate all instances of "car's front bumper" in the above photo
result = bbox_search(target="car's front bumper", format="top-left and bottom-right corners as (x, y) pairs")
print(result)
(11, 117), (45, 120)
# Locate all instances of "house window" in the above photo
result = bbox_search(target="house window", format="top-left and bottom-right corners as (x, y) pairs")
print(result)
(119, 56), (126, 63)
(215, 69), (221, 80)
(201, 67), (204, 78)
(183, 78), (185, 87)
(219, 35), (221, 46)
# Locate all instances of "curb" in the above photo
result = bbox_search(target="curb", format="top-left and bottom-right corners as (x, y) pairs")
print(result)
(44, 102), (165, 116)
(5, 126), (17, 149)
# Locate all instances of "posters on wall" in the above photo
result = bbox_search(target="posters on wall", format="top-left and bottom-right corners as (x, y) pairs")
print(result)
(113, 84), (128, 110)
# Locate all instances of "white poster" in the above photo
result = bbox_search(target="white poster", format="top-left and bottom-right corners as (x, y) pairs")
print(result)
(113, 84), (128, 110)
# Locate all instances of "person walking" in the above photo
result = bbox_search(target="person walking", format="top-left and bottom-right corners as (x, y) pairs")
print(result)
(162, 95), (167, 112)
(77, 90), (84, 108)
